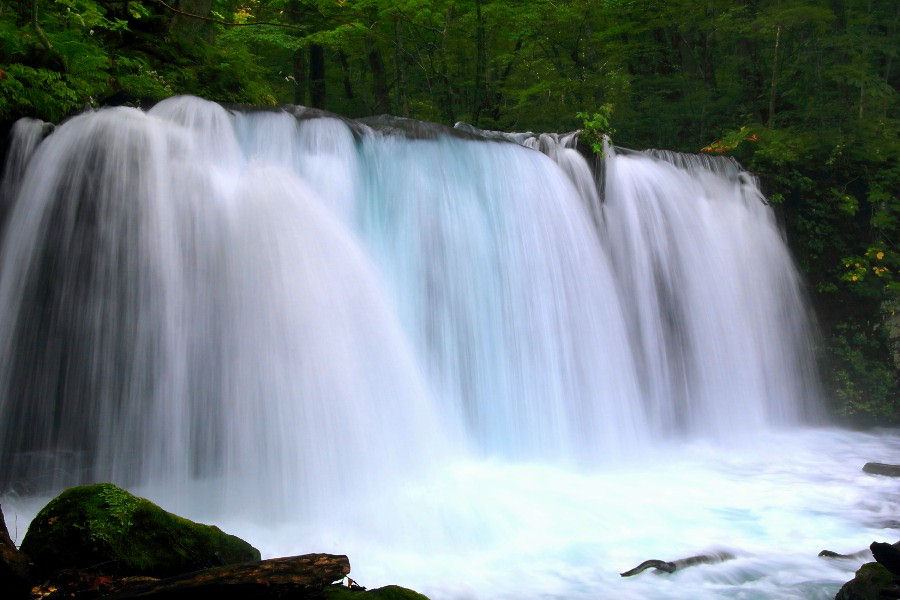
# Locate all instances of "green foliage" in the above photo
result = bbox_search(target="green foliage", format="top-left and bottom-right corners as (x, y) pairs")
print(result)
(828, 322), (897, 423)
(0, 65), (80, 122)
(114, 56), (173, 103)
(576, 104), (615, 155)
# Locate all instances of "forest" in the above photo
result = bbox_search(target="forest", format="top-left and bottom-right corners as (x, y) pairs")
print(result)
(0, 0), (897, 423)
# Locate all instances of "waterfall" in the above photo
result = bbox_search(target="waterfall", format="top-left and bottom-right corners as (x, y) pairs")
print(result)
(0, 99), (447, 515)
(6, 96), (893, 600)
(0, 97), (822, 501)
(601, 146), (820, 433)
(1, 117), (51, 223)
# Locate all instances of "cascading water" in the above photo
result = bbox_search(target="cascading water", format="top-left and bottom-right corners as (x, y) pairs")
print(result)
(0, 96), (896, 599)
(0, 117), (50, 222)
(0, 100), (446, 515)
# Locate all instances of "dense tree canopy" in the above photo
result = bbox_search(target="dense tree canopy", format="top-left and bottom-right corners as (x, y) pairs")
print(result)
(0, 0), (897, 422)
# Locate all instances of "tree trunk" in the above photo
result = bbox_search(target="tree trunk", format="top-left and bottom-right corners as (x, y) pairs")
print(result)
(438, 7), (456, 124)
(293, 47), (307, 106)
(394, 16), (409, 117)
(472, 0), (486, 124)
(767, 25), (781, 128)
(338, 52), (354, 101)
(489, 37), (522, 122)
(367, 43), (390, 114)
(309, 44), (326, 109)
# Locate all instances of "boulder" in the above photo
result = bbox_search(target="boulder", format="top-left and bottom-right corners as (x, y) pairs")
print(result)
(325, 584), (430, 600)
(834, 562), (899, 600)
(20, 483), (259, 577)
(0, 504), (33, 599)
(862, 463), (900, 477)
(871, 542), (900, 577)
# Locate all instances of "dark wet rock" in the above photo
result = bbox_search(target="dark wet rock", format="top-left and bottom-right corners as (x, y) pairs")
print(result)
(863, 463), (900, 477)
(821, 542), (900, 562)
(872, 542), (900, 577)
(0, 504), (33, 599)
(834, 562), (900, 600)
(20, 483), (259, 577)
(821, 549), (872, 560)
(357, 114), (490, 142)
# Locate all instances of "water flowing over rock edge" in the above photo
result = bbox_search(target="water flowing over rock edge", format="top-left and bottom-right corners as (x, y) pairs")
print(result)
(0, 96), (889, 600)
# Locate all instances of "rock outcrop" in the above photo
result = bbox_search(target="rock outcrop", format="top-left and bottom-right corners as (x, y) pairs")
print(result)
(7, 483), (430, 599)
(862, 463), (900, 477)
(0, 504), (33, 599)
(20, 483), (259, 577)
(834, 562), (899, 600)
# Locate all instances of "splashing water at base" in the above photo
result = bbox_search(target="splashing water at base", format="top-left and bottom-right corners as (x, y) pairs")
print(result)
(224, 429), (900, 599)
(0, 97), (896, 598)
(5, 428), (898, 599)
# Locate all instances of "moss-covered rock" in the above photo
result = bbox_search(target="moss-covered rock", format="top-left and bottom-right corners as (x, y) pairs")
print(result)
(834, 562), (898, 600)
(20, 483), (259, 577)
(325, 584), (430, 600)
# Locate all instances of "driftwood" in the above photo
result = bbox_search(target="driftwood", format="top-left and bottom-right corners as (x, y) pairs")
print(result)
(108, 554), (351, 599)
(620, 552), (735, 577)
(862, 463), (900, 477)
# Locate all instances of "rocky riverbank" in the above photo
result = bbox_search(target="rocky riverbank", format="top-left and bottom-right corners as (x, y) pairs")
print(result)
(0, 485), (428, 600)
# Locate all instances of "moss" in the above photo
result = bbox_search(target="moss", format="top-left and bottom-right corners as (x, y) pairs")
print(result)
(324, 584), (430, 600)
(367, 585), (431, 600)
(835, 562), (895, 600)
(20, 483), (259, 577)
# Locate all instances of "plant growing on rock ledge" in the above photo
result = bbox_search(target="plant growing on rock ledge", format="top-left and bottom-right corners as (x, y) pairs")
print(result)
(576, 104), (615, 156)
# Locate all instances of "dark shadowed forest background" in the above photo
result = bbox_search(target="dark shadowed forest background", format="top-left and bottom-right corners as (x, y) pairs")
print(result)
(1, 0), (897, 423)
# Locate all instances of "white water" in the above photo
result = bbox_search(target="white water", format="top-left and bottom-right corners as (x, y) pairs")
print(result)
(0, 96), (896, 598)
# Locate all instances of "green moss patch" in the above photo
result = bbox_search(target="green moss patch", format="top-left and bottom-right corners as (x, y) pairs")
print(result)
(20, 483), (259, 577)
(325, 584), (430, 600)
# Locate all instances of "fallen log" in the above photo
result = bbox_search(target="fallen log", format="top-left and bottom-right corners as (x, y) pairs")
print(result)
(862, 463), (900, 477)
(108, 554), (351, 599)
(620, 552), (735, 577)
